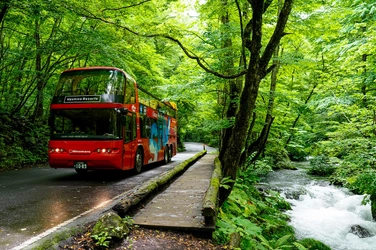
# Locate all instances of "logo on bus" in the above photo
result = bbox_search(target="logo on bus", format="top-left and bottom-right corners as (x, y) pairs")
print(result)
(69, 149), (91, 154)
(64, 95), (101, 103)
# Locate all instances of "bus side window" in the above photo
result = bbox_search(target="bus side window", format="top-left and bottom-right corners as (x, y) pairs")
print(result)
(124, 113), (136, 142)
(125, 79), (136, 104)
(140, 115), (147, 138)
(132, 113), (136, 140)
(145, 117), (151, 138)
(124, 114), (132, 142)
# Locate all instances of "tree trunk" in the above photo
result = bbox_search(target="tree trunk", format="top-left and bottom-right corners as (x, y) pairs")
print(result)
(219, 63), (263, 203)
(240, 19), (281, 166)
(218, 1), (242, 153)
(32, 17), (44, 121)
(218, 0), (294, 205)
(0, 0), (10, 24)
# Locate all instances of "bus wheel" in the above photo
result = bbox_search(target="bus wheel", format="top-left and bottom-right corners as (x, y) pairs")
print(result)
(75, 169), (88, 174)
(163, 147), (169, 164)
(134, 148), (143, 174)
(168, 146), (172, 163)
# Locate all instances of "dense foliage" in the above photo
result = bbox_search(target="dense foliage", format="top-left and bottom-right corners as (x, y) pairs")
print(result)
(0, 113), (48, 169)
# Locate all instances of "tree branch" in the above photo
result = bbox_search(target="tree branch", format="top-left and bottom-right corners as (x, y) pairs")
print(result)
(243, 0), (273, 50)
(155, 34), (247, 79)
(66, 4), (248, 80)
(102, 0), (151, 13)
(235, 0), (247, 69)
(259, 0), (294, 71)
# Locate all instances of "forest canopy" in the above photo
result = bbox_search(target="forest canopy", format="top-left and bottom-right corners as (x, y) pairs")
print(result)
(1, 0), (376, 208)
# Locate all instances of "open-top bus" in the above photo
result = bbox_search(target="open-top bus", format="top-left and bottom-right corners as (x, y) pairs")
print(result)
(48, 66), (177, 173)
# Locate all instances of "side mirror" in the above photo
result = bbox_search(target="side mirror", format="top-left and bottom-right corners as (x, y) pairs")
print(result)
(48, 115), (54, 127)
(120, 107), (128, 115)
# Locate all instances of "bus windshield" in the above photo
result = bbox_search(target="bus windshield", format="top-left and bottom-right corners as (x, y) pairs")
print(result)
(49, 108), (122, 140)
(55, 69), (126, 96)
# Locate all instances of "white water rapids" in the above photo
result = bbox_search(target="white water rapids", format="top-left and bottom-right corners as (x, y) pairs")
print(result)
(264, 165), (376, 250)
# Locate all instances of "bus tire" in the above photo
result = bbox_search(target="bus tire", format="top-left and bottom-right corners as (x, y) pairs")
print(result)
(75, 169), (88, 174)
(134, 148), (143, 174)
(163, 147), (169, 164)
(168, 145), (172, 163)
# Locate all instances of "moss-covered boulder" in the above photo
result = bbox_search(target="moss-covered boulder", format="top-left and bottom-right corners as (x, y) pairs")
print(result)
(371, 194), (376, 221)
(92, 211), (130, 240)
(298, 238), (331, 250)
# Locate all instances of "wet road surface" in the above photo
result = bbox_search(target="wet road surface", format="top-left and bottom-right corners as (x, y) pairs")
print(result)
(0, 142), (208, 250)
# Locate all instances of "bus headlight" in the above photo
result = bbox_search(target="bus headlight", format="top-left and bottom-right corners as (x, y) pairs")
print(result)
(49, 148), (64, 153)
(96, 148), (117, 154)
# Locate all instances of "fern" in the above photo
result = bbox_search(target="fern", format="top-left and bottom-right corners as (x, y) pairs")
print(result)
(274, 234), (292, 248)
(258, 235), (272, 249)
(293, 242), (308, 250)
(220, 176), (235, 190)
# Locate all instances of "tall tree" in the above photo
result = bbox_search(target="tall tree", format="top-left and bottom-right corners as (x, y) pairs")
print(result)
(112, 0), (295, 202)
(217, 0), (294, 203)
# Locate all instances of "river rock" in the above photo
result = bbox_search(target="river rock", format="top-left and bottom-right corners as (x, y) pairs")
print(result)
(349, 225), (374, 238)
(284, 189), (307, 200)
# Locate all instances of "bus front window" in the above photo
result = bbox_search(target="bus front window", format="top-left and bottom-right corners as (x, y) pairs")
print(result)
(50, 109), (122, 140)
(55, 69), (125, 96)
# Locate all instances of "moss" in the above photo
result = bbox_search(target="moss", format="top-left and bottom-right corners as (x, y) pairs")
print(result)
(202, 157), (222, 217)
(33, 226), (84, 250)
(92, 212), (130, 239)
(371, 194), (376, 220)
(298, 238), (331, 250)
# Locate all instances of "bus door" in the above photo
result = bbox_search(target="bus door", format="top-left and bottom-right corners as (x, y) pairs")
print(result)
(122, 113), (137, 170)
(158, 118), (166, 154)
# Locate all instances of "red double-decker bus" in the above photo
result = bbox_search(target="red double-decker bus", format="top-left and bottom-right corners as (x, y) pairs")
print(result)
(48, 66), (177, 174)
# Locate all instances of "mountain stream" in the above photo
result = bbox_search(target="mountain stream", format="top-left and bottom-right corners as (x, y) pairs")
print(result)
(263, 162), (376, 250)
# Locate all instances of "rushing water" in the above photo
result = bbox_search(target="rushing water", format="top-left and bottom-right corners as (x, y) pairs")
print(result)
(263, 163), (376, 250)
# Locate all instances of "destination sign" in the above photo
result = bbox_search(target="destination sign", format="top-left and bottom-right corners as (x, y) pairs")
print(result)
(64, 95), (101, 103)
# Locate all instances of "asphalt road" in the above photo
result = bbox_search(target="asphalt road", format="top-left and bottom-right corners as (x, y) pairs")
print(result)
(0, 142), (213, 250)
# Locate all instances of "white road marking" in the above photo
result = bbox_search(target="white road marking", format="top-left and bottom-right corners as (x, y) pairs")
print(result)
(11, 197), (115, 250)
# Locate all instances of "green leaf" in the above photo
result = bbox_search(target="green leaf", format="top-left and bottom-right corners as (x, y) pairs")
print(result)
(274, 234), (292, 247)
(293, 242), (308, 250)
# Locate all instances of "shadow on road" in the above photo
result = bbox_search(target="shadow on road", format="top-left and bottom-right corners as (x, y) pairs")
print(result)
(49, 160), (169, 184)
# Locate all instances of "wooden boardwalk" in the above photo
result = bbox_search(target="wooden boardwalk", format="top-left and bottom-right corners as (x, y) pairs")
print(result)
(133, 154), (216, 232)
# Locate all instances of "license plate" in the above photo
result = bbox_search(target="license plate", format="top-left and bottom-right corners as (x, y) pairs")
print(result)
(74, 162), (87, 170)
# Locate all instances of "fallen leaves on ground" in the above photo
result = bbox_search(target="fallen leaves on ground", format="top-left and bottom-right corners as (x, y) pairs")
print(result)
(59, 225), (227, 250)
(118, 227), (227, 250)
